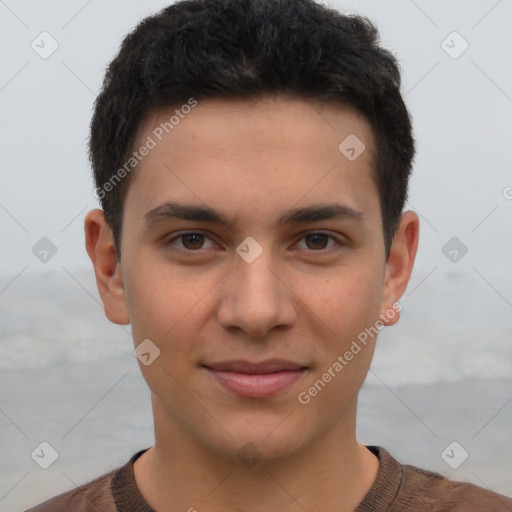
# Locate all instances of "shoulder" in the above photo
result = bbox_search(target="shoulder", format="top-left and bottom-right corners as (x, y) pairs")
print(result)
(364, 446), (512, 512)
(24, 467), (118, 512)
(397, 462), (512, 511)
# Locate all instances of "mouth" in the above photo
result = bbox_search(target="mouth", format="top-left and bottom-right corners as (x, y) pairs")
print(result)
(202, 359), (308, 398)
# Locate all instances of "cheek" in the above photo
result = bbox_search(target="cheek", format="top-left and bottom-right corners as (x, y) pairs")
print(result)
(297, 273), (382, 418)
(313, 267), (384, 341)
(123, 271), (207, 398)
(123, 250), (186, 329)
(123, 264), (216, 362)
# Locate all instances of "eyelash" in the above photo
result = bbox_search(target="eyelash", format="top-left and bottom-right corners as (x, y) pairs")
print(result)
(165, 231), (344, 255)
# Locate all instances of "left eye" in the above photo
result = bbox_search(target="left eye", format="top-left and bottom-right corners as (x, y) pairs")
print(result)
(295, 233), (339, 251)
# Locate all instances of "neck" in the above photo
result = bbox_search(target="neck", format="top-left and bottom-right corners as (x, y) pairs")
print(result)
(133, 398), (379, 512)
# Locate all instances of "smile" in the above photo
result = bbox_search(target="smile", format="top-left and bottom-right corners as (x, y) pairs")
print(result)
(203, 359), (308, 398)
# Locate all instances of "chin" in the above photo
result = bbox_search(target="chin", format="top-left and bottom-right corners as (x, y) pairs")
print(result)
(206, 414), (312, 465)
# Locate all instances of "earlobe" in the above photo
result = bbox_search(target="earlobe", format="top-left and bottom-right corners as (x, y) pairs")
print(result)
(380, 210), (420, 326)
(84, 209), (130, 325)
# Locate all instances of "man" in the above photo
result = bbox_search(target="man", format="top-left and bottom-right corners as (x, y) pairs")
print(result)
(27, 0), (512, 510)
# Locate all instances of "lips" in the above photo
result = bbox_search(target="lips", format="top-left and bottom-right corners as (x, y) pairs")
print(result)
(203, 359), (308, 398)
(205, 359), (305, 374)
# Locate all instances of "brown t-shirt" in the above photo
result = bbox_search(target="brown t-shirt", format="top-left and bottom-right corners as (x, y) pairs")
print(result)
(25, 446), (512, 511)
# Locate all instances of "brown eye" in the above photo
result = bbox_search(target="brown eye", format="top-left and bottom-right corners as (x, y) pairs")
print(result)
(181, 233), (205, 250)
(167, 232), (218, 253)
(304, 233), (329, 250)
(295, 232), (342, 253)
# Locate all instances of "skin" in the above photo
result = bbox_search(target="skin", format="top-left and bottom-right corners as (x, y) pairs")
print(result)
(85, 96), (419, 512)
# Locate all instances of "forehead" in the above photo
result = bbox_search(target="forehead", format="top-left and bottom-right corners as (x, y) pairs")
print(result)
(124, 97), (380, 231)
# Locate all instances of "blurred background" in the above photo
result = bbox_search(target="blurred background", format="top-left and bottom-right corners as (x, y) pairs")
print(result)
(1, 0), (511, 509)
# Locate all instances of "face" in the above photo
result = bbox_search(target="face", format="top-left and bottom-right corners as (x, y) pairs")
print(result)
(87, 97), (417, 463)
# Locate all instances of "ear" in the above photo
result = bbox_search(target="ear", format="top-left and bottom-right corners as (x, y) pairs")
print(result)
(380, 210), (419, 326)
(84, 209), (130, 325)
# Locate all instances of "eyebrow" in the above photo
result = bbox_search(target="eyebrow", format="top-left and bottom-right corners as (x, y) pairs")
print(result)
(143, 201), (366, 228)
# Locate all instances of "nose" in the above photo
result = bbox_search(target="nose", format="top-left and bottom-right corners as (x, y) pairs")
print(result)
(216, 244), (298, 339)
